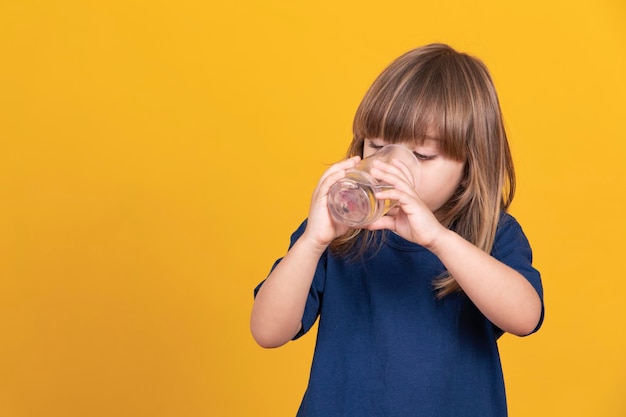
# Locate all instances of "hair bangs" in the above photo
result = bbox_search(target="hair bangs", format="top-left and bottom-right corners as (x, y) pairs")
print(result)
(353, 58), (467, 162)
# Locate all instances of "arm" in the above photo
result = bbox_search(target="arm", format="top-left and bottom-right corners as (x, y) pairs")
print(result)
(250, 156), (360, 348)
(428, 228), (542, 336)
(250, 234), (325, 348)
(366, 159), (542, 336)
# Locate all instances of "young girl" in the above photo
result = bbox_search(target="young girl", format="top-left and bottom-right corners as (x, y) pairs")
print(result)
(251, 43), (544, 417)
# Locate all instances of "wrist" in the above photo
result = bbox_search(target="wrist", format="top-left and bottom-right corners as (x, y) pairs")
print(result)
(423, 226), (454, 254)
(299, 230), (331, 256)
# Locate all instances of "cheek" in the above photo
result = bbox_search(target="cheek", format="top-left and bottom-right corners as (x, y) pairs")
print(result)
(417, 163), (464, 210)
(417, 181), (451, 211)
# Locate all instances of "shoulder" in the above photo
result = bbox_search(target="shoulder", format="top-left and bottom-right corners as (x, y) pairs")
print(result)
(492, 212), (534, 260)
(495, 212), (529, 241)
(496, 211), (522, 233)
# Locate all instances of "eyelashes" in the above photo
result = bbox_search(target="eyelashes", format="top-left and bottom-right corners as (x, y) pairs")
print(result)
(414, 153), (437, 161)
(367, 142), (384, 151)
(366, 140), (437, 161)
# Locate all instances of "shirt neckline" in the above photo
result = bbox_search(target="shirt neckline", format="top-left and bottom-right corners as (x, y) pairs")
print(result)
(383, 230), (429, 252)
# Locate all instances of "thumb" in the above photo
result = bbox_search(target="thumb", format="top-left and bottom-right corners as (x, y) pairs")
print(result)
(364, 215), (395, 232)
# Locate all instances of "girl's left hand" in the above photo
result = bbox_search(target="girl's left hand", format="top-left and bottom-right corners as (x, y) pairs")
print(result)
(364, 159), (446, 249)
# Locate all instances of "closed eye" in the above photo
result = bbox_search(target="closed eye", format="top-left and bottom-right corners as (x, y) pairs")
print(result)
(413, 152), (437, 161)
(367, 140), (437, 161)
(367, 141), (385, 151)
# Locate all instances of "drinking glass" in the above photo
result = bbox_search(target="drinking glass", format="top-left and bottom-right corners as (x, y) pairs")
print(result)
(328, 144), (420, 227)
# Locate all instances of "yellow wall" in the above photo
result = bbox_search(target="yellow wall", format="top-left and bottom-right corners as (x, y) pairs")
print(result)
(1, 1), (625, 416)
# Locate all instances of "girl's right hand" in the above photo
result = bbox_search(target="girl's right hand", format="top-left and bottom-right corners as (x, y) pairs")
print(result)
(301, 156), (361, 251)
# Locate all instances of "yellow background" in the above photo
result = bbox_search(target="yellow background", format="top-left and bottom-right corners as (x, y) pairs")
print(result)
(1, 1), (625, 416)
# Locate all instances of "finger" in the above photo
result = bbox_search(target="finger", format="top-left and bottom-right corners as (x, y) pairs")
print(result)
(317, 156), (361, 186)
(374, 188), (413, 204)
(364, 215), (396, 231)
(375, 158), (414, 185)
(371, 160), (412, 184)
(391, 158), (416, 187)
(312, 157), (363, 207)
(374, 188), (424, 214)
(370, 165), (417, 195)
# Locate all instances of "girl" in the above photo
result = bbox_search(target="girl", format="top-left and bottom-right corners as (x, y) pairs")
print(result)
(251, 43), (544, 417)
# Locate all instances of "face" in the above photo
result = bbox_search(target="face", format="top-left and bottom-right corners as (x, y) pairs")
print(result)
(364, 138), (465, 214)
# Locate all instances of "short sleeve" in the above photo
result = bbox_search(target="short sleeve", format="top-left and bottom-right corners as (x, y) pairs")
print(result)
(491, 213), (545, 335)
(253, 219), (327, 340)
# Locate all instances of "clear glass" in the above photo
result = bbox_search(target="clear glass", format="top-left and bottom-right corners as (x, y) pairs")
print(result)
(328, 144), (421, 227)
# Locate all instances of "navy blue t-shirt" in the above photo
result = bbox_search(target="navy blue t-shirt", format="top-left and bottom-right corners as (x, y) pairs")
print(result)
(256, 213), (544, 417)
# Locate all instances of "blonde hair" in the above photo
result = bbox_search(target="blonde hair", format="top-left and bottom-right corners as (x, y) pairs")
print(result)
(330, 43), (515, 297)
